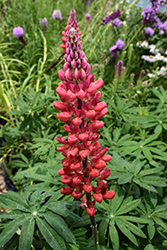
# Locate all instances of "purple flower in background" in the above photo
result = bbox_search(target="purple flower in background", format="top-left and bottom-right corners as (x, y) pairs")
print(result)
(13, 26), (27, 45)
(112, 18), (121, 27)
(142, 0), (167, 33)
(116, 39), (124, 50)
(85, 13), (91, 22)
(109, 45), (118, 53)
(103, 9), (121, 25)
(141, 5), (152, 24)
(163, 20), (167, 32)
(13, 26), (24, 37)
(114, 60), (123, 80)
(145, 27), (154, 37)
(39, 17), (48, 30)
(109, 40), (125, 64)
(52, 10), (62, 20)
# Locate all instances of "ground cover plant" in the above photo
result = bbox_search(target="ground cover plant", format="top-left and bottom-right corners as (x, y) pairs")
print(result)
(0, 0), (167, 249)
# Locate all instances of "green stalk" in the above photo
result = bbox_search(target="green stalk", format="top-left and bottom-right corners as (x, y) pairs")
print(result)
(126, 181), (134, 198)
(125, 24), (144, 50)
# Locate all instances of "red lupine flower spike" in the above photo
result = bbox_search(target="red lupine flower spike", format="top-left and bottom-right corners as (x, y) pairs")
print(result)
(54, 9), (115, 217)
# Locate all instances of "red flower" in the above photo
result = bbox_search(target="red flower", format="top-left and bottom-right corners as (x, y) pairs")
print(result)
(54, 9), (115, 217)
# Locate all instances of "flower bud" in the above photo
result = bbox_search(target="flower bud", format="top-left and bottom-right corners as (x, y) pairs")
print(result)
(58, 69), (65, 81)
(73, 68), (79, 80)
(80, 69), (86, 81)
(65, 68), (73, 81)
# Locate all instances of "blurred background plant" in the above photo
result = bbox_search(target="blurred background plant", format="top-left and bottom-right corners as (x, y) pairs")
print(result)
(0, 0), (167, 249)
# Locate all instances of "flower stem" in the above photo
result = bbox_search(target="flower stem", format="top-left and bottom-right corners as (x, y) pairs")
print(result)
(90, 215), (100, 250)
(125, 23), (144, 50)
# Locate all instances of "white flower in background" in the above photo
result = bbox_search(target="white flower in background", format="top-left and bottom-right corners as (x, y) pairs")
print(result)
(164, 57), (167, 63)
(126, 9), (130, 15)
(142, 55), (156, 63)
(165, 50), (167, 55)
(155, 53), (164, 61)
(136, 41), (148, 48)
(149, 44), (159, 55)
(147, 73), (155, 78)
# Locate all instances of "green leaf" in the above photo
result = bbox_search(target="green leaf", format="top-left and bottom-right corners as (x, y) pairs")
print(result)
(20, 118), (31, 131)
(119, 218), (146, 238)
(133, 159), (142, 175)
(1, 235), (18, 250)
(156, 211), (167, 220)
(36, 217), (66, 250)
(154, 124), (162, 135)
(115, 199), (141, 215)
(116, 218), (138, 246)
(44, 211), (76, 244)
(18, 217), (35, 250)
(142, 147), (152, 161)
(0, 192), (31, 212)
(144, 244), (155, 250)
(30, 185), (44, 206)
(0, 210), (22, 219)
(72, 228), (87, 237)
(109, 187), (125, 215)
(109, 220), (119, 250)
(99, 219), (109, 245)
(152, 215), (167, 231)
(47, 202), (83, 223)
(133, 179), (157, 193)
(120, 216), (149, 224)
(137, 166), (164, 178)
(118, 173), (133, 184)
(0, 215), (30, 248)
(147, 223), (155, 240)
(141, 176), (166, 187)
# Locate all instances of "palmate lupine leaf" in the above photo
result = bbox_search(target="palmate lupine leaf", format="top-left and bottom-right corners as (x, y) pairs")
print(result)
(108, 151), (166, 193)
(96, 186), (148, 249)
(137, 191), (167, 240)
(0, 188), (79, 249)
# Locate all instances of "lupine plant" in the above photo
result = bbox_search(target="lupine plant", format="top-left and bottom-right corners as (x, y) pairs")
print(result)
(53, 9), (115, 249)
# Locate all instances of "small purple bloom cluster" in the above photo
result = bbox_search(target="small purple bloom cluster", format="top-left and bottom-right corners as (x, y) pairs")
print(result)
(112, 18), (121, 27)
(103, 9), (121, 25)
(109, 40), (125, 62)
(39, 17), (48, 30)
(13, 26), (24, 37)
(52, 10), (62, 20)
(142, 0), (167, 34)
